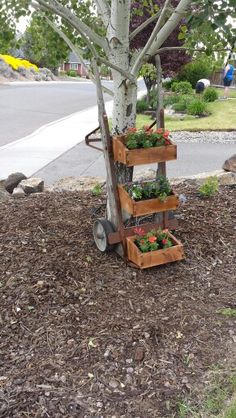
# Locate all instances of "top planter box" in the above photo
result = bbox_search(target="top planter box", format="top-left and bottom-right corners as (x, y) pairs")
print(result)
(112, 135), (177, 166)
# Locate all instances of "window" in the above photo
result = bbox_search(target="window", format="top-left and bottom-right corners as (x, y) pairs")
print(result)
(70, 63), (78, 70)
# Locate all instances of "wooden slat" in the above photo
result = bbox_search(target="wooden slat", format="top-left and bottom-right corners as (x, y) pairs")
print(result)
(112, 136), (177, 166)
(126, 233), (185, 269)
(107, 219), (179, 245)
(117, 185), (179, 216)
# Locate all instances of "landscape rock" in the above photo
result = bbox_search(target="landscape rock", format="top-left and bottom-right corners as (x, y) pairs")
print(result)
(12, 186), (26, 198)
(19, 178), (44, 194)
(4, 172), (27, 194)
(0, 189), (10, 201)
(222, 154), (236, 173)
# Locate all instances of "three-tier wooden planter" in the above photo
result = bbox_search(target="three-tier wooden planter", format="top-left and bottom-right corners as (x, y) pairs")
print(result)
(113, 132), (184, 269)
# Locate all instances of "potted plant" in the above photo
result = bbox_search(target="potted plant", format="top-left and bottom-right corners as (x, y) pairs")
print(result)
(126, 227), (184, 269)
(118, 176), (179, 216)
(112, 126), (177, 166)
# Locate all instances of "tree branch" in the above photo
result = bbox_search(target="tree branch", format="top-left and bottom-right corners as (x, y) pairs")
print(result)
(45, 16), (113, 97)
(148, 0), (191, 57)
(129, 11), (161, 41)
(94, 0), (110, 27)
(154, 46), (233, 54)
(33, 0), (107, 50)
(131, 0), (172, 76)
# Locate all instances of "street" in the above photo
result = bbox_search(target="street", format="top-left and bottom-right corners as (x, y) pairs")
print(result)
(0, 80), (112, 146)
(0, 80), (235, 182)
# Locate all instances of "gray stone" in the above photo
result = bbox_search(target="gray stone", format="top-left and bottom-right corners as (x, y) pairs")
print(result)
(222, 154), (236, 173)
(12, 186), (26, 198)
(4, 172), (27, 194)
(19, 178), (44, 194)
(0, 189), (10, 201)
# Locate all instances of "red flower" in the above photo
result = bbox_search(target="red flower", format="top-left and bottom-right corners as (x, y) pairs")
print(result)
(162, 239), (167, 245)
(134, 227), (145, 236)
(148, 236), (157, 243)
(156, 128), (163, 134)
(163, 132), (169, 139)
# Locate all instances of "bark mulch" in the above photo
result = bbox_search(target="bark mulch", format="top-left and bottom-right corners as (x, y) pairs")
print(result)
(0, 183), (235, 417)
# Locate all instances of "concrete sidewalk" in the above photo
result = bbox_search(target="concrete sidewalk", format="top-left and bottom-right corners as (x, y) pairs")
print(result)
(0, 100), (113, 179)
(0, 88), (146, 180)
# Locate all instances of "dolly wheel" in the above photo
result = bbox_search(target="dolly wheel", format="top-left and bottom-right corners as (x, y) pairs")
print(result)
(93, 218), (115, 252)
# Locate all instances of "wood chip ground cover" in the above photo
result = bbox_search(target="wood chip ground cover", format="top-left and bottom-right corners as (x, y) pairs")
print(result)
(0, 184), (235, 417)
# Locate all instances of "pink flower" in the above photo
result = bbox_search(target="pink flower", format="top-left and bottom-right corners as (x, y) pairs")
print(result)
(134, 227), (145, 236)
(148, 236), (157, 243)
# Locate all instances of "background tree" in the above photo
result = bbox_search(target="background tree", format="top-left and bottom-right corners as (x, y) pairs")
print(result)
(0, 5), (17, 53)
(139, 63), (157, 105)
(20, 14), (70, 73)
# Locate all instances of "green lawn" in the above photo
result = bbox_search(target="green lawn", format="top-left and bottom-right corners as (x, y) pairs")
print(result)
(136, 88), (236, 131)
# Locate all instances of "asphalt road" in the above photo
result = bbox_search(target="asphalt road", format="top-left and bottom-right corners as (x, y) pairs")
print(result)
(0, 81), (111, 146)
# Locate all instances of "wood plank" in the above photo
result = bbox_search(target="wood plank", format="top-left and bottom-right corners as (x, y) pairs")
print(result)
(118, 185), (179, 216)
(126, 233), (185, 269)
(112, 136), (177, 166)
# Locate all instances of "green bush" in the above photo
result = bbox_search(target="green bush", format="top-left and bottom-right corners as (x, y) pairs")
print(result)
(198, 176), (219, 198)
(178, 60), (211, 88)
(149, 89), (158, 110)
(171, 81), (193, 94)
(136, 98), (149, 113)
(162, 80), (172, 90)
(172, 94), (194, 112)
(67, 70), (77, 77)
(163, 94), (181, 107)
(187, 99), (208, 116)
(203, 87), (219, 102)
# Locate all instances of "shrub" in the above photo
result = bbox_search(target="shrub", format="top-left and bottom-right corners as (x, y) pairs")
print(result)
(171, 81), (193, 94)
(186, 99), (208, 116)
(67, 70), (77, 77)
(198, 176), (219, 198)
(203, 87), (219, 102)
(149, 89), (158, 110)
(136, 98), (149, 113)
(91, 183), (102, 196)
(162, 79), (172, 90)
(163, 94), (180, 107)
(172, 94), (194, 112)
(178, 59), (211, 88)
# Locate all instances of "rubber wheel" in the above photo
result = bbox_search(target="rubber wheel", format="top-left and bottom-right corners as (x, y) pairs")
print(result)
(93, 218), (115, 252)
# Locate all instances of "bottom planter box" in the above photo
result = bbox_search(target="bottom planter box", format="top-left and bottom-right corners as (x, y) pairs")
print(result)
(126, 231), (184, 269)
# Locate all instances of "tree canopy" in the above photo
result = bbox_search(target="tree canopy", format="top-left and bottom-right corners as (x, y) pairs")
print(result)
(20, 14), (70, 73)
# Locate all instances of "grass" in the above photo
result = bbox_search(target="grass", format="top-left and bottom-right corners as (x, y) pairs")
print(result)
(217, 308), (236, 318)
(175, 365), (236, 418)
(136, 88), (236, 131)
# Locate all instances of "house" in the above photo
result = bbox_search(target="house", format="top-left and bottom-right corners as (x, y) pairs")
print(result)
(61, 52), (88, 77)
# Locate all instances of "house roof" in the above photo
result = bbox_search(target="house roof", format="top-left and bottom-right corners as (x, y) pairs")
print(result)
(67, 52), (81, 64)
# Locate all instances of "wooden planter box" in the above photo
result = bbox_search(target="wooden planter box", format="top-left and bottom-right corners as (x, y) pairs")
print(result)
(118, 185), (179, 216)
(112, 135), (177, 166)
(126, 232), (184, 269)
